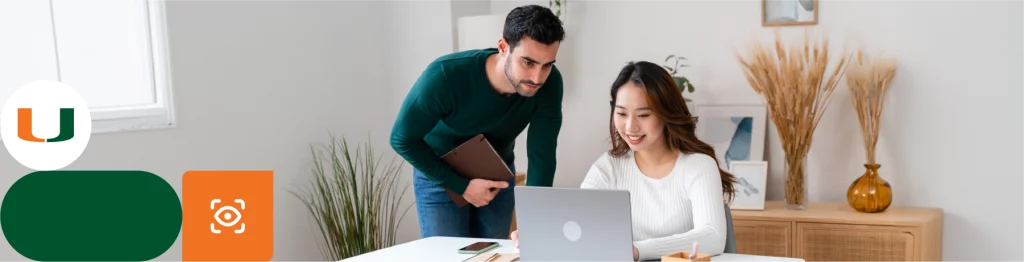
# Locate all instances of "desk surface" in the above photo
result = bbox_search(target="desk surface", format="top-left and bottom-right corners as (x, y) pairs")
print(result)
(341, 236), (805, 262)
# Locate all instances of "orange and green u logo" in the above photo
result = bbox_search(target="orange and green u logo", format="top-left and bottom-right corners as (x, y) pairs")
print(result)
(18, 108), (74, 142)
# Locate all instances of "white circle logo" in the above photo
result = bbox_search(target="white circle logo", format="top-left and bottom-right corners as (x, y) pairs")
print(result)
(563, 220), (582, 242)
(0, 80), (91, 171)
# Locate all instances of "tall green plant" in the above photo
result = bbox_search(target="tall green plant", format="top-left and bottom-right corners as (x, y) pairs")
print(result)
(289, 134), (414, 261)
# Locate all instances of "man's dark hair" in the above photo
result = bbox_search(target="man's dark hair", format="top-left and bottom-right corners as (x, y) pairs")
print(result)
(503, 5), (565, 51)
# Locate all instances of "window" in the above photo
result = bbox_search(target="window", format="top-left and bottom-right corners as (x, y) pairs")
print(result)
(0, 0), (175, 134)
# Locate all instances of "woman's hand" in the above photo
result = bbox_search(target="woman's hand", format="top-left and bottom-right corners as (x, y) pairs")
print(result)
(511, 230), (519, 249)
(633, 245), (639, 261)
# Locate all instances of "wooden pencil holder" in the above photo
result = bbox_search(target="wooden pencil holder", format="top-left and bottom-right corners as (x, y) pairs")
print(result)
(662, 251), (711, 262)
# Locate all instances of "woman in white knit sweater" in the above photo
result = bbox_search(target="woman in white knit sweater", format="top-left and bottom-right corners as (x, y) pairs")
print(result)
(512, 61), (737, 261)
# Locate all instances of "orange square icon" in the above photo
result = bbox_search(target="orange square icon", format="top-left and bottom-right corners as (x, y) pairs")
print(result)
(183, 170), (274, 261)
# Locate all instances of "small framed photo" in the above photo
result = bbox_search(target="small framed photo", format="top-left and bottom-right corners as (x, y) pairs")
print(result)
(693, 103), (767, 171)
(728, 161), (768, 210)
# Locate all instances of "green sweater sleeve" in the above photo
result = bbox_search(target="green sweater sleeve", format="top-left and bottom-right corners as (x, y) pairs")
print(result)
(525, 68), (563, 187)
(390, 61), (471, 195)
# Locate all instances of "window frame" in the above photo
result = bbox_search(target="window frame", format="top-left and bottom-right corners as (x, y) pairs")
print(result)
(88, 0), (176, 134)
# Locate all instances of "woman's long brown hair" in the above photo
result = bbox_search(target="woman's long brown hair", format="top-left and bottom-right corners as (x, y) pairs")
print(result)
(607, 61), (737, 202)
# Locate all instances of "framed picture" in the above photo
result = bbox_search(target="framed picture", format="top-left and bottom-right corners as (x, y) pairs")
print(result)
(728, 161), (768, 210)
(693, 103), (767, 171)
(762, 0), (818, 26)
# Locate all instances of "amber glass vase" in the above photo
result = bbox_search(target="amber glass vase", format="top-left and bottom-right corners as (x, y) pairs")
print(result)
(846, 164), (893, 213)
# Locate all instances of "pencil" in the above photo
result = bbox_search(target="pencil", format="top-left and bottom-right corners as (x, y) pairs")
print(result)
(690, 242), (698, 259)
(483, 253), (500, 262)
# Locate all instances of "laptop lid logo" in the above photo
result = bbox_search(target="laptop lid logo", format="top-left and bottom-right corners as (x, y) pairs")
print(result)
(563, 220), (582, 242)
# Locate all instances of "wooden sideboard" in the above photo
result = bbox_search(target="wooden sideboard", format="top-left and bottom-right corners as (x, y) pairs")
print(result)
(731, 201), (943, 261)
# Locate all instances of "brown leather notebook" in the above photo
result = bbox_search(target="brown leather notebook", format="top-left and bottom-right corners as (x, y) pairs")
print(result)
(440, 134), (515, 208)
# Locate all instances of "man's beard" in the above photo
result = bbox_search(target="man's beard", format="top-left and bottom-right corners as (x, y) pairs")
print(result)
(503, 58), (542, 97)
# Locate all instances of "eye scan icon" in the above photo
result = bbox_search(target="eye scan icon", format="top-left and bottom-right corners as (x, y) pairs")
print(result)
(182, 170), (273, 261)
(211, 198), (246, 234)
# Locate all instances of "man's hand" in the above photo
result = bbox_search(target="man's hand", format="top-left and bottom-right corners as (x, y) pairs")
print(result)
(462, 178), (509, 207)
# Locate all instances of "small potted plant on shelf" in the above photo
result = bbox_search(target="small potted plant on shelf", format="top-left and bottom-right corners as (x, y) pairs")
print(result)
(663, 55), (695, 102)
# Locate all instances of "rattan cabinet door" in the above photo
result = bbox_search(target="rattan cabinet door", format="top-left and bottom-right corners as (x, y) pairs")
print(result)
(796, 223), (916, 261)
(734, 220), (792, 257)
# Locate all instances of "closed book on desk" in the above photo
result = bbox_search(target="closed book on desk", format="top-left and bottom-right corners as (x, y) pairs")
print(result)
(440, 134), (514, 208)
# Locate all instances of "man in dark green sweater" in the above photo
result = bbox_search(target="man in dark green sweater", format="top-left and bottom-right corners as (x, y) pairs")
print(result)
(390, 5), (564, 239)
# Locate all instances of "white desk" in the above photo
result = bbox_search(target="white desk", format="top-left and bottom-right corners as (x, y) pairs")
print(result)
(341, 236), (805, 262)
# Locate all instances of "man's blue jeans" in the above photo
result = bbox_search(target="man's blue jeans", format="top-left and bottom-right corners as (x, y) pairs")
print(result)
(413, 165), (516, 239)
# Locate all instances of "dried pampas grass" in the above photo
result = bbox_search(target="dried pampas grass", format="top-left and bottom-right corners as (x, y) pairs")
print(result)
(736, 31), (851, 207)
(846, 51), (897, 164)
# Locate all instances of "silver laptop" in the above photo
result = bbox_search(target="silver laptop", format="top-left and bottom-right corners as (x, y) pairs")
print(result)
(514, 186), (634, 261)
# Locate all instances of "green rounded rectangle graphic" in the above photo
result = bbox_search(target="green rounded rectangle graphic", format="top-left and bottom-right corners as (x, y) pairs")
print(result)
(1, 170), (181, 261)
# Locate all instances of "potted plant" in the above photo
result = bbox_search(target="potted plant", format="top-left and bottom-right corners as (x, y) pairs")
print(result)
(290, 133), (415, 260)
(845, 50), (897, 213)
(549, 0), (566, 21)
(663, 55), (695, 102)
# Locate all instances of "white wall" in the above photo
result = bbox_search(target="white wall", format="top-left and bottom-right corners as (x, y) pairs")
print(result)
(491, 0), (1022, 260)
(451, 0), (493, 51)
(384, 0), (458, 245)
(0, 0), (400, 260)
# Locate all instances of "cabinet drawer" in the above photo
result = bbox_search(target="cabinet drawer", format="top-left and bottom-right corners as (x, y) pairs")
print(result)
(796, 223), (916, 261)
(734, 220), (792, 257)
